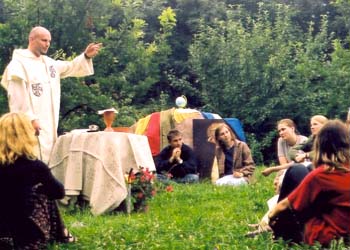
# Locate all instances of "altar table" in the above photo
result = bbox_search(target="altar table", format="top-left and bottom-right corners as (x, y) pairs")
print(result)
(49, 131), (155, 215)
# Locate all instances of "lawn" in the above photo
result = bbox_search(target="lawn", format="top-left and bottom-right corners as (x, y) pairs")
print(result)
(49, 167), (347, 250)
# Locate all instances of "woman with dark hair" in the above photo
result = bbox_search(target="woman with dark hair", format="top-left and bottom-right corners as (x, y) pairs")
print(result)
(268, 120), (350, 247)
(213, 124), (255, 186)
(0, 112), (75, 249)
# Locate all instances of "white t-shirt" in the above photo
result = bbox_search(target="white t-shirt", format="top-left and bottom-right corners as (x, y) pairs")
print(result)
(277, 135), (308, 162)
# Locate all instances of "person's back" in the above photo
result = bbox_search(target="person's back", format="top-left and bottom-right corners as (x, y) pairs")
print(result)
(0, 112), (73, 249)
(0, 157), (64, 220)
(292, 165), (350, 245)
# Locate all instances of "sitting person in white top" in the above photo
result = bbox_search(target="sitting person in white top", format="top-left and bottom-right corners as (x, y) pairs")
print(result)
(246, 118), (308, 237)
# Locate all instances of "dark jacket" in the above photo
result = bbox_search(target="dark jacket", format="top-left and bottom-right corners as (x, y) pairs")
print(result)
(155, 144), (198, 178)
(0, 157), (65, 220)
(288, 135), (315, 161)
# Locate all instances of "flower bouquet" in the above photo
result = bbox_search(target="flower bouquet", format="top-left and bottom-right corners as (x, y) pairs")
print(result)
(125, 167), (156, 213)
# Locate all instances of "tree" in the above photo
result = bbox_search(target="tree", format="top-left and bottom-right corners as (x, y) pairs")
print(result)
(189, 4), (336, 163)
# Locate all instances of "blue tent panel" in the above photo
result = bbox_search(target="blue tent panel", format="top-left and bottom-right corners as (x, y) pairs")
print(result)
(201, 112), (216, 119)
(201, 112), (246, 142)
(223, 118), (246, 142)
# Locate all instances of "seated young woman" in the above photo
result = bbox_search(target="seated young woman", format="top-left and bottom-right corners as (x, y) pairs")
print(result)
(213, 124), (255, 186)
(269, 120), (350, 247)
(262, 115), (328, 178)
(276, 115), (328, 201)
(262, 118), (308, 179)
(288, 115), (328, 164)
(0, 112), (75, 249)
(246, 118), (307, 237)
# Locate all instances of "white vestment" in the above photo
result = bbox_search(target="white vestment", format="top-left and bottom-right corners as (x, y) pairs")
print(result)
(1, 49), (94, 164)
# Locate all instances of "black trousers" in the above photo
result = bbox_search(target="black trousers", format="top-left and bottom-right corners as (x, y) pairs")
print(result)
(270, 164), (312, 244)
(278, 164), (311, 202)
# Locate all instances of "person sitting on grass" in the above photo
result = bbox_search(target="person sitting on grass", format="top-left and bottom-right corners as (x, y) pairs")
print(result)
(262, 119), (308, 189)
(269, 120), (350, 247)
(250, 115), (328, 241)
(276, 115), (328, 202)
(155, 129), (199, 183)
(0, 112), (75, 250)
(262, 115), (328, 177)
(213, 124), (255, 186)
(246, 118), (307, 237)
(288, 115), (328, 164)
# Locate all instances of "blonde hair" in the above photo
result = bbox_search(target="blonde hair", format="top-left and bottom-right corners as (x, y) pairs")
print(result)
(277, 118), (300, 134)
(0, 112), (38, 164)
(277, 118), (296, 129)
(310, 115), (328, 125)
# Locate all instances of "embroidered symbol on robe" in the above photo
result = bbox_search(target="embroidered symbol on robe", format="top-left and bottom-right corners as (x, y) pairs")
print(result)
(32, 83), (43, 97)
(49, 65), (56, 78)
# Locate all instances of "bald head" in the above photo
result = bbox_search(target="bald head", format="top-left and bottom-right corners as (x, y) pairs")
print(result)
(28, 26), (51, 57)
(29, 26), (50, 40)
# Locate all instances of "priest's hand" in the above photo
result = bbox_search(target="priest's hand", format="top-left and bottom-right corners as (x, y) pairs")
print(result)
(84, 43), (103, 59)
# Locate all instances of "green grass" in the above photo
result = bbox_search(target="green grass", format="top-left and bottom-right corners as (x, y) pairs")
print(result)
(49, 167), (348, 250)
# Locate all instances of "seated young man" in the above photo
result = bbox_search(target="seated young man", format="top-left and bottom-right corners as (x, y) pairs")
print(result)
(155, 129), (199, 183)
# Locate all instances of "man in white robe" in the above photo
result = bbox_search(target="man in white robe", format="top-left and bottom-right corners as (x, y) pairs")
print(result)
(1, 26), (102, 164)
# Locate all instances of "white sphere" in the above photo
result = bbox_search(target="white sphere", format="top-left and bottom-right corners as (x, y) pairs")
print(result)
(175, 96), (187, 108)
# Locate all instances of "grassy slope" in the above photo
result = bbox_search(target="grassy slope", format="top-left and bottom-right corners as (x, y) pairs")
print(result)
(49, 167), (346, 250)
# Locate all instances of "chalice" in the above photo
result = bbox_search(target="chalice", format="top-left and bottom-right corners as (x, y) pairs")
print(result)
(98, 108), (118, 132)
(103, 111), (116, 132)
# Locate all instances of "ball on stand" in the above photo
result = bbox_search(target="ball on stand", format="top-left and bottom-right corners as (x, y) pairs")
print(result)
(175, 96), (187, 108)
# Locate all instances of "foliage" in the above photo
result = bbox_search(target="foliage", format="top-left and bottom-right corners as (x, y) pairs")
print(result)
(158, 7), (177, 33)
(245, 133), (264, 164)
(58, 75), (120, 134)
(0, 85), (8, 115)
(188, 4), (348, 162)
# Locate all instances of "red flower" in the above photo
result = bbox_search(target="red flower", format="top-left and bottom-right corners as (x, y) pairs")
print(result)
(140, 175), (146, 182)
(126, 166), (156, 212)
(166, 185), (174, 192)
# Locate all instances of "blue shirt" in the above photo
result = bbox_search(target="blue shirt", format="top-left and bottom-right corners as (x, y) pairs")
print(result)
(224, 146), (234, 175)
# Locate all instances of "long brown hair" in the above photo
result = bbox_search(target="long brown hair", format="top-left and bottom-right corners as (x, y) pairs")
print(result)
(214, 124), (236, 150)
(0, 112), (38, 164)
(313, 119), (350, 171)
